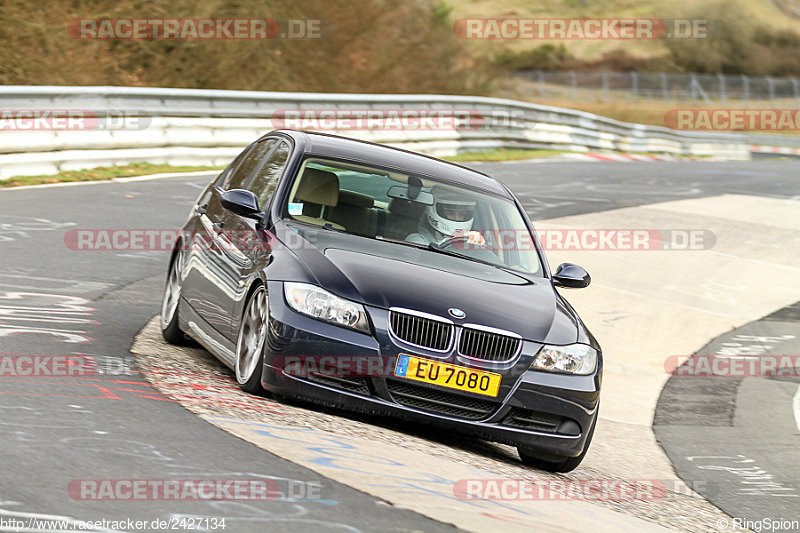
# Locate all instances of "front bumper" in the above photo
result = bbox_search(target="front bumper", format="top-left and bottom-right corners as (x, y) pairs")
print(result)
(261, 281), (601, 458)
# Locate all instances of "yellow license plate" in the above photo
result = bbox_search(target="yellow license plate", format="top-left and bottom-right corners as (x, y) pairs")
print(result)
(393, 354), (501, 397)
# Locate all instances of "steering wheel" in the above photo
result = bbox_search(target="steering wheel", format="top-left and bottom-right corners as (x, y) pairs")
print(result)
(437, 234), (485, 249)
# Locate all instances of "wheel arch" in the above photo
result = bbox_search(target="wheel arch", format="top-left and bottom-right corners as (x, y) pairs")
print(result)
(166, 235), (185, 273)
(236, 276), (268, 327)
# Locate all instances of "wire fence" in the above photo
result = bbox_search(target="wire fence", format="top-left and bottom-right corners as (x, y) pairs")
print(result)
(517, 71), (800, 107)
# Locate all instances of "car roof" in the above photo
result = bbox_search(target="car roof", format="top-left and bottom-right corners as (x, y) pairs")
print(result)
(270, 129), (511, 198)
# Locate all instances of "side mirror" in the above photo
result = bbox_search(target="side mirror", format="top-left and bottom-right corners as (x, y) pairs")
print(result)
(552, 263), (590, 289)
(220, 189), (261, 220)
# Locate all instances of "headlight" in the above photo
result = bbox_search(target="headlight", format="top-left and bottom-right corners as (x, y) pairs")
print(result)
(284, 282), (370, 333)
(530, 343), (597, 375)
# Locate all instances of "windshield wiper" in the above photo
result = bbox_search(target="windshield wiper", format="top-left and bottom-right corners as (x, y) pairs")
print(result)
(426, 242), (519, 274)
(374, 235), (428, 249)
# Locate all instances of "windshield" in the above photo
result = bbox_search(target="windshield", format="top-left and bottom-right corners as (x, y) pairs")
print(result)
(283, 157), (543, 276)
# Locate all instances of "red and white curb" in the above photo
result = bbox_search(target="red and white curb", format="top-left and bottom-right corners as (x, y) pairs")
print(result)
(750, 144), (800, 156)
(566, 153), (690, 162)
(498, 152), (723, 164)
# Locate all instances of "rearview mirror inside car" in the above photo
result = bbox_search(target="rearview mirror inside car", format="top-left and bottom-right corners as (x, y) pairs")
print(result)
(387, 184), (434, 205)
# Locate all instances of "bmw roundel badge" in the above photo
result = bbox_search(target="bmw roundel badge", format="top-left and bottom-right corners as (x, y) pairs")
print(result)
(448, 308), (466, 319)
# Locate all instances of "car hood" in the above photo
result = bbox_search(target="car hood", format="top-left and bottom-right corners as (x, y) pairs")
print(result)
(276, 222), (580, 344)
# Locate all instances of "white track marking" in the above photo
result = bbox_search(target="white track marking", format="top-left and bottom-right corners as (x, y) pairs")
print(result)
(793, 385), (800, 433)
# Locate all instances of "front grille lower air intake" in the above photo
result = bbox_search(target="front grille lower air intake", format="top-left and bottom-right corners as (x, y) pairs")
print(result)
(458, 326), (520, 362)
(389, 309), (453, 352)
(386, 380), (497, 420)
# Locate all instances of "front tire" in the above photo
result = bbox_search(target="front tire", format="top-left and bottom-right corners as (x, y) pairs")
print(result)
(235, 286), (268, 394)
(518, 415), (596, 473)
(161, 250), (185, 345)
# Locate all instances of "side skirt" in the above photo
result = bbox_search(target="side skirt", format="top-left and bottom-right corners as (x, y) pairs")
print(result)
(179, 297), (237, 369)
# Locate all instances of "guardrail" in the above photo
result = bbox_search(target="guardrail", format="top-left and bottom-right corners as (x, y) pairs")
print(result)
(0, 86), (796, 179)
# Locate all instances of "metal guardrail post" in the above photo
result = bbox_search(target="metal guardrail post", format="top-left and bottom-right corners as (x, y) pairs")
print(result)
(661, 72), (668, 102)
(570, 71), (577, 100)
(689, 74), (711, 105)
(741, 75), (750, 107)
(717, 73), (726, 105)
(602, 71), (609, 102)
(767, 77), (775, 104)
(631, 72), (638, 98)
(792, 78), (799, 108)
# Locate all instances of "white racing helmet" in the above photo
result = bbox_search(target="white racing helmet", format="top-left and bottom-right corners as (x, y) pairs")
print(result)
(427, 186), (477, 238)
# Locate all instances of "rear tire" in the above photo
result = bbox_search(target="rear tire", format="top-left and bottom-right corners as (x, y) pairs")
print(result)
(518, 415), (596, 473)
(161, 250), (185, 345)
(235, 286), (268, 395)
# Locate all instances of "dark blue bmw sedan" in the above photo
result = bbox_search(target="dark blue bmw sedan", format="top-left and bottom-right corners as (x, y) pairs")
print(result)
(161, 129), (601, 472)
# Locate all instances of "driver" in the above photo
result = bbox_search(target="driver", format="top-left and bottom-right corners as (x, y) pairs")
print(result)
(406, 185), (486, 247)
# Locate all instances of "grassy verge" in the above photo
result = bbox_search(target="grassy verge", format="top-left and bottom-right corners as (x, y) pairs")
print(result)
(0, 162), (224, 188)
(1, 154), (557, 189)
(443, 149), (566, 162)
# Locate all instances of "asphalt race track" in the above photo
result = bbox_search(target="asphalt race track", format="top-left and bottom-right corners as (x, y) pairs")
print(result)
(655, 302), (800, 526)
(1, 159), (799, 532)
(0, 176), (454, 532)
